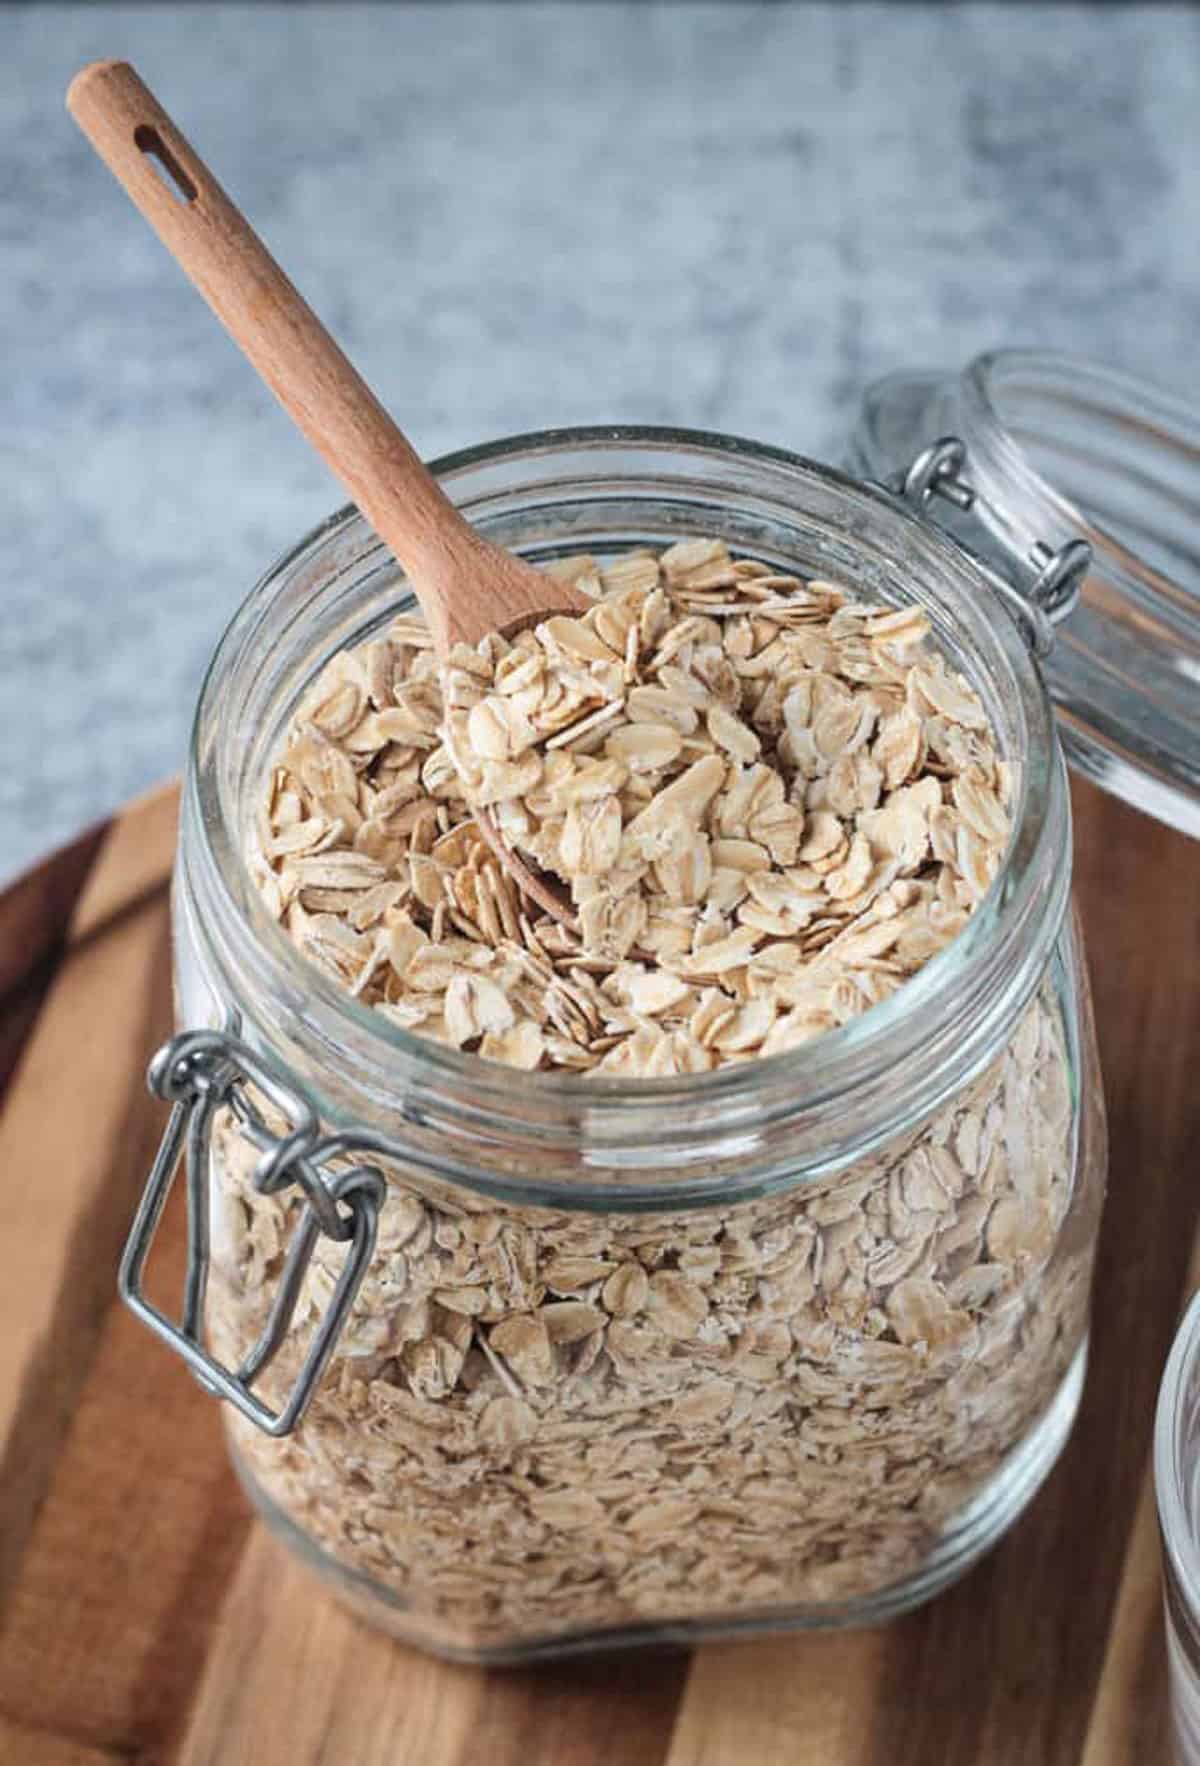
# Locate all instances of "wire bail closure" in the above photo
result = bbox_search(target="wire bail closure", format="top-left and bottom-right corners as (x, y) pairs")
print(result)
(120, 1027), (388, 1436)
(896, 436), (1092, 658)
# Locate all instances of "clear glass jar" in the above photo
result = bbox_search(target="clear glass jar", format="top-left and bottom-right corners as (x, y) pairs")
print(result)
(1157, 1292), (1200, 1764)
(849, 348), (1200, 837)
(143, 430), (1107, 1662)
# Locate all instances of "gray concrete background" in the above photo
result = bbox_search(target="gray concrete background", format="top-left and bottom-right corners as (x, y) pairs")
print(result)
(3, 2), (1198, 880)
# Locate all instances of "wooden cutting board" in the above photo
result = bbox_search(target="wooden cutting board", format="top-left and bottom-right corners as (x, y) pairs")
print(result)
(0, 775), (1196, 1766)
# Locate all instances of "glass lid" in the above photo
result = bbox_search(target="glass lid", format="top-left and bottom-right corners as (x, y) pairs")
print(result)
(849, 349), (1200, 838)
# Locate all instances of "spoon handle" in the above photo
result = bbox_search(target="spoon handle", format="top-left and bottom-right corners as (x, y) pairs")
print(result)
(67, 59), (471, 632)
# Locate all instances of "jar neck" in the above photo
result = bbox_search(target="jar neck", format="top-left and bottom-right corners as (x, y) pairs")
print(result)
(181, 430), (1072, 1210)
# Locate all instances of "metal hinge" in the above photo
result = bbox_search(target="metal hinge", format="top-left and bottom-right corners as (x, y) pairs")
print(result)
(895, 436), (1092, 658)
(120, 1027), (389, 1437)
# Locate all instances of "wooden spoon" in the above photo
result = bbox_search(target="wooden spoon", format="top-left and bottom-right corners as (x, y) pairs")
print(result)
(67, 58), (586, 922)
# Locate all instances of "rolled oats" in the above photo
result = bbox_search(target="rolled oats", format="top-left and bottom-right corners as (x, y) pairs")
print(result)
(217, 986), (1084, 1650)
(253, 539), (1010, 1080)
(215, 538), (1089, 1653)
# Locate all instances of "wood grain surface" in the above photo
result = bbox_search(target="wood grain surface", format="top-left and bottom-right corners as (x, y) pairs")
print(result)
(0, 775), (1195, 1765)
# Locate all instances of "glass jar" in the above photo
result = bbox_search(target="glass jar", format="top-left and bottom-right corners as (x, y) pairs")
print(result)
(1157, 1293), (1200, 1764)
(850, 348), (1200, 838)
(124, 428), (1108, 1662)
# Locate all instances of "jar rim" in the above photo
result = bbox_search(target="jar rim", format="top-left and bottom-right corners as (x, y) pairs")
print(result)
(182, 426), (1071, 1196)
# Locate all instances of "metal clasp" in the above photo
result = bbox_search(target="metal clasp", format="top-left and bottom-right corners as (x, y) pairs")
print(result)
(120, 1028), (388, 1436)
(896, 436), (1092, 658)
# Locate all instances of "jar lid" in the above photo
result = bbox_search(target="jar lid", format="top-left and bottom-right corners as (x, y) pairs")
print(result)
(849, 350), (1200, 838)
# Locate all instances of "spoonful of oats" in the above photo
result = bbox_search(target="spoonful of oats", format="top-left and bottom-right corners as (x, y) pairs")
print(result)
(67, 58), (590, 921)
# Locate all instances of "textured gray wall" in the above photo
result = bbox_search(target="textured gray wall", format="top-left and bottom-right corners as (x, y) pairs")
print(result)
(3, 2), (1198, 878)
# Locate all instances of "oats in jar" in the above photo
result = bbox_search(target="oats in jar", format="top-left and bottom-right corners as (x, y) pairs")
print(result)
(198, 537), (1095, 1655)
(256, 539), (1010, 1077)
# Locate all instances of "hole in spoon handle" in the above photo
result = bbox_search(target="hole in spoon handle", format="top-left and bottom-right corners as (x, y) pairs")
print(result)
(133, 124), (197, 204)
